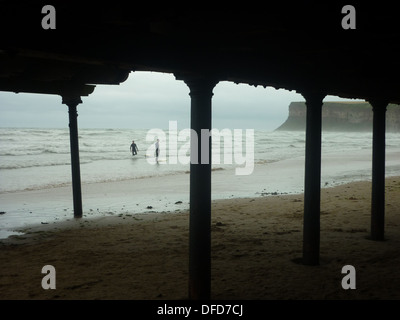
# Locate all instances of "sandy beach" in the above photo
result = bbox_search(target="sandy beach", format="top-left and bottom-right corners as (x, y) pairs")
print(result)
(1, 176), (400, 300)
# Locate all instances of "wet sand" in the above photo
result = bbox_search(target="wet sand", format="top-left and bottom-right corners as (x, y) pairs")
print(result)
(1, 177), (400, 300)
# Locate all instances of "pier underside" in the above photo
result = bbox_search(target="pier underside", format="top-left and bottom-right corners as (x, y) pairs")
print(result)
(1, 2), (399, 299)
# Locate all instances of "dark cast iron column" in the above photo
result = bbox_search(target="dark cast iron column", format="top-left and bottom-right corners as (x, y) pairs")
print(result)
(63, 96), (83, 218)
(183, 77), (218, 300)
(369, 99), (388, 241)
(302, 91), (325, 266)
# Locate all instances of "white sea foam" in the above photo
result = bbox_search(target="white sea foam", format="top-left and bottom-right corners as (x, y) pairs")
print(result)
(0, 128), (400, 192)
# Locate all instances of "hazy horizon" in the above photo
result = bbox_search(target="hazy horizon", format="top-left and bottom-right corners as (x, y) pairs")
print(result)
(0, 71), (361, 131)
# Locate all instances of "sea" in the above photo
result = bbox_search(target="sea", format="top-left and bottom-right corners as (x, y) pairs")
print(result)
(1, 127), (400, 239)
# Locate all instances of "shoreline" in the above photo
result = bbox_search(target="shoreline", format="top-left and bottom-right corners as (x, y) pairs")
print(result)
(1, 176), (400, 299)
(3, 146), (400, 239)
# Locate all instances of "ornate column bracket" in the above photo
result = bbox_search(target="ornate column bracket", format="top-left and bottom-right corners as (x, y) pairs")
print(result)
(183, 77), (219, 99)
(369, 99), (389, 111)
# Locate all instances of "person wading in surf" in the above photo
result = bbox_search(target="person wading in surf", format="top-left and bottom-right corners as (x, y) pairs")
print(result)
(130, 140), (139, 156)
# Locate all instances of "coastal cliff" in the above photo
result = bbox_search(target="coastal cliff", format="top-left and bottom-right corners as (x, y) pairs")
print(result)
(276, 101), (400, 132)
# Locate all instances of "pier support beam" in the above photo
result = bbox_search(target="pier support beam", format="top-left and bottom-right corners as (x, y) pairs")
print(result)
(369, 99), (388, 241)
(302, 91), (325, 266)
(63, 96), (83, 218)
(182, 76), (218, 300)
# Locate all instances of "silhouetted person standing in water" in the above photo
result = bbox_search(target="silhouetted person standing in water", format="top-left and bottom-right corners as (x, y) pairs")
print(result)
(155, 139), (160, 161)
(130, 140), (138, 155)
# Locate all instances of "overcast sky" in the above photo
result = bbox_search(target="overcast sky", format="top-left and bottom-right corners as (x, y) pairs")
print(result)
(0, 71), (357, 131)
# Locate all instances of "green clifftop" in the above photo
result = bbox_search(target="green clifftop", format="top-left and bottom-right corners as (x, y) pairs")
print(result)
(275, 102), (400, 132)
